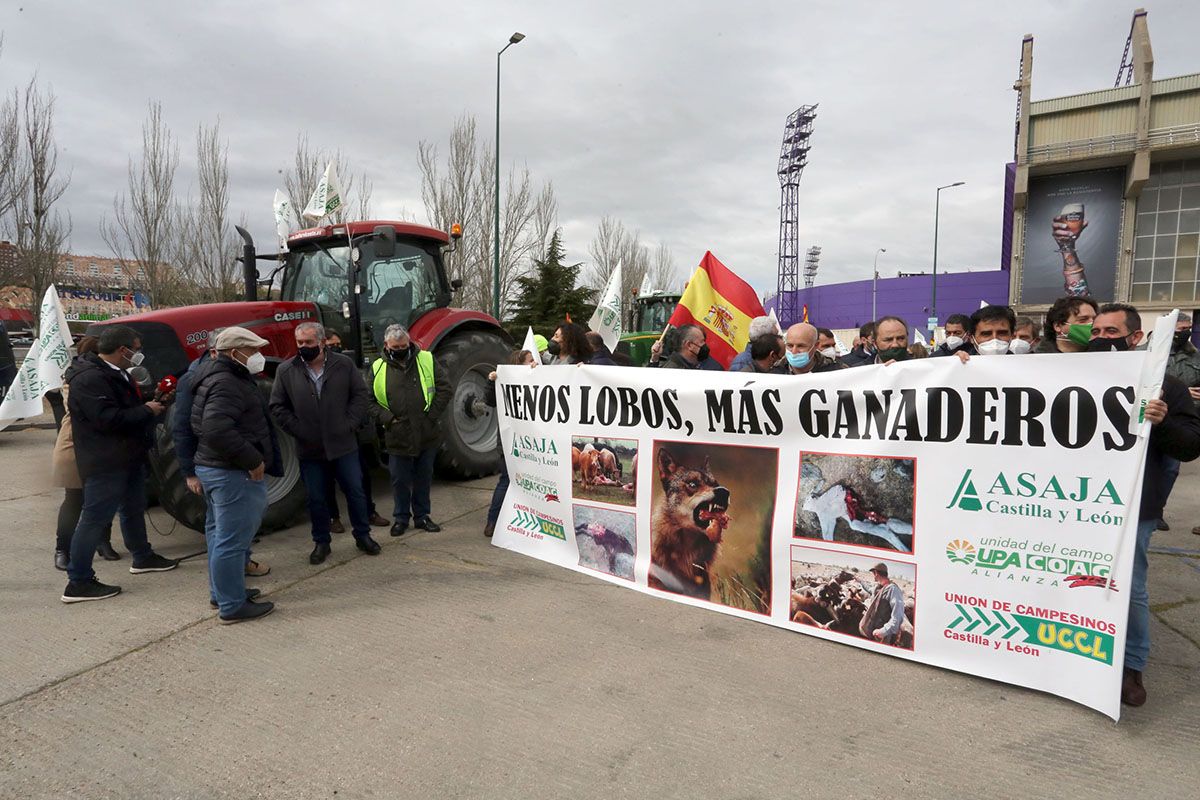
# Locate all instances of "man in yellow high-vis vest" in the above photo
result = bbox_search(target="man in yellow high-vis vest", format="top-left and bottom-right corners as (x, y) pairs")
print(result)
(371, 324), (451, 537)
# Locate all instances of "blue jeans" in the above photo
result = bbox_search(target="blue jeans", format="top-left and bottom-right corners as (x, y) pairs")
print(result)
(300, 452), (371, 543)
(486, 458), (509, 526)
(196, 466), (268, 615)
(1160, 457), (1181, 521)
(68, 466), (153, 583)
(389, 448), (437, 524)
(1125, 518), (1157, 671)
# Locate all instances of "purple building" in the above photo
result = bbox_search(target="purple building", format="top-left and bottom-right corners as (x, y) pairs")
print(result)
(767, 269), (1012, 338)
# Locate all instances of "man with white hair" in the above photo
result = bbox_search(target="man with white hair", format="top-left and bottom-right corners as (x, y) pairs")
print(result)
(270, 321), (379, 565)
(371, 324), (451, 537)
(729, 315), (779, 372)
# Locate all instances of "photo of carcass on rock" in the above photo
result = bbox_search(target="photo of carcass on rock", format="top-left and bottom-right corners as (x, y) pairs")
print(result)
(794, 452), (915, 553)
(648, 441), (776, 615)
(573, 504), (636, 581)
(571, 436), (637, 507)
(790, 549), (916, 651)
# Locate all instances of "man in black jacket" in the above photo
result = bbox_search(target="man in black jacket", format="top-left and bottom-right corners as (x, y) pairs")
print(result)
(372, 324), (451, 537)
(1085, 304), (1200, 707)
(270, 321), (380, 564)
(840, 322), (876, 368)
(61, 325), (175, 603)
(931, 313), (975, 358)
(192, 327), (277, 624)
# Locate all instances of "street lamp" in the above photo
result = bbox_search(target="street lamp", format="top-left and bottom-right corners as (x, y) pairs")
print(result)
(931, 181), (965, 335)
(493, 31), (526, 320)
(871, 247), (886, 322)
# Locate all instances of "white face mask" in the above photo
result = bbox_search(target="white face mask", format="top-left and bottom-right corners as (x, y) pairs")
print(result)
(976, 338), (1010, 356)
(123, 347), (145, 368)
(1008, 339), (1032, 355)
(943, 335), (965, 351)
(244, 351), (266, 374)
(819, 347), (837, 360)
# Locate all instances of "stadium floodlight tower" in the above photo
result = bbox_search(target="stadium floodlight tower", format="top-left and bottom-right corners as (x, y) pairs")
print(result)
(776, 104), (817, 327)
(803, 246), (822, 288)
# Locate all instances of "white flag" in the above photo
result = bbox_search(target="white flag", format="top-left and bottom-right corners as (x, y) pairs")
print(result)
(1130, 309), (1178, 435)
(913, 328), (928, 347)
(767, 307), (781, 334)
(274, 189), (299, 246)
(980, 299), (988, 309)
(834, 336), (851, 356)
(637, 272), (652, 297)
(301, 162), (345, 221)
(588, 261), (623, 352)
(0, 285), (73, 431)
(521, 326), (537, 357)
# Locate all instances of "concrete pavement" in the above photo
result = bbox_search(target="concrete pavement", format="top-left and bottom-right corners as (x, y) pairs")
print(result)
(0, 425), (1197, 799)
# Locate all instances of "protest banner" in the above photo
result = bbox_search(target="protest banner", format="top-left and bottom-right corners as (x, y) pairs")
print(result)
(491, 350), (1166, 719)
(0, 285), (72, 432)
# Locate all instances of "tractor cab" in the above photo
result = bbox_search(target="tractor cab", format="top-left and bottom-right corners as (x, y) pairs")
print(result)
(280, 221), (455, 365)
(616, 292), (681, 365)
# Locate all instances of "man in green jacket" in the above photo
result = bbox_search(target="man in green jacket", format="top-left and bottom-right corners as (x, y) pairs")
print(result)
(372, 324), (451, 538)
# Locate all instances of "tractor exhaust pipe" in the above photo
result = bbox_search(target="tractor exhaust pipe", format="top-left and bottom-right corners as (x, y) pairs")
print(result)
(235, 225), (258, 302)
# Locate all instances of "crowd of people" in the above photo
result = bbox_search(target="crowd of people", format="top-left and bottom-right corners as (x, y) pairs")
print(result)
(48, 294), (1200, 708)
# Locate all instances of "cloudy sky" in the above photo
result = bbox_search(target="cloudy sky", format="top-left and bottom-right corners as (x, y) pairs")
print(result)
(3, 0), (1199, 297)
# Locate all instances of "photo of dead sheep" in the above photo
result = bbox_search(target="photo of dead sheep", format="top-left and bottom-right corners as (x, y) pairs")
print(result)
(648, 441), (776, 615)
(794, 452), (915, 553)
(789, 549), (916, 651)
(571, 437), (637, 507)
(573, 504), (636, 581)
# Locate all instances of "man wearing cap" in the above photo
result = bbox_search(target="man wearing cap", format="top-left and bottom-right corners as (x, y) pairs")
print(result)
(859, 563), (907, 645)
(372, 323), (451, 537)
(191, 326), (279, 624)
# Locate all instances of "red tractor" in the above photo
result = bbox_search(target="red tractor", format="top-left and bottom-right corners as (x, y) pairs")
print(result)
(89, 220), (512, 532)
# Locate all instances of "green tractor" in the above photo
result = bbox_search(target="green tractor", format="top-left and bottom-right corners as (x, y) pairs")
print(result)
(615, 292), (681, 365)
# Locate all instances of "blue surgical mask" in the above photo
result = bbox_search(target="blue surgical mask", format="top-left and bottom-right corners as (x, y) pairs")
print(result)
(786, 351), (811, 369)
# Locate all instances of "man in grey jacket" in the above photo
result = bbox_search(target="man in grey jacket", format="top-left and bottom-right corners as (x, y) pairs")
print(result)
(269, 322), (380, 565)
(859, 563), (907, 645)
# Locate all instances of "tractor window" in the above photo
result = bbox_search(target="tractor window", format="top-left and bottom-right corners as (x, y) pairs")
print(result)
(363, 241), (442, 336)
(285, 246), (350, 310)
(643, 299), (673, 332)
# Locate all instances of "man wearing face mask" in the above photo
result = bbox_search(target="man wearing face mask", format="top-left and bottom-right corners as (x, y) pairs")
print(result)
(840, 322), (876, 368)
(659, 324), (707, 369)
(271, 322), (379, 564)
(1034, 295), (1098, 354)
(776, 323), (847, 374)
(1158, 313), (1200, 533)
(730, 316), (779, 371)
(738, 333), (784, 374)
(192, 327), (281, 623)
(873, 316), (912, 365)
(816, 328), (840, 362)
(932, 314), (975, 358)
(1010, 316), (1039, 355)
(60, 326), (174, 603)
(1083, 304), (1200, 706)
(966, 305), (1017, 358)
(372, 324), (451, 537)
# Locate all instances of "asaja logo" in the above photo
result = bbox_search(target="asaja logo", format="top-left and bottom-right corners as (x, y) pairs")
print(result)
(510, 433), (561, 467)
(946, 468), (1125, 527)
(946, 539), (976, 565)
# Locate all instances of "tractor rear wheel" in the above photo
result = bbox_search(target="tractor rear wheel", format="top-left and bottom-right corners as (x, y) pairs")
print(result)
(434, 329), (510, 479)
(148, 379), (307, 534)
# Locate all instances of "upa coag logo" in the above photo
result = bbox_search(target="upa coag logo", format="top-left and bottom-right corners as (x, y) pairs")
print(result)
(514, 471), (560, 503)
(944, 536), (1116, 589)
(510, 433), (561, 467)
(946, 468), (1125, 527)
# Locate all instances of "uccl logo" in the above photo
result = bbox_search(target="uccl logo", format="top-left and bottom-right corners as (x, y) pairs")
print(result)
(946, 469), (1125, 527)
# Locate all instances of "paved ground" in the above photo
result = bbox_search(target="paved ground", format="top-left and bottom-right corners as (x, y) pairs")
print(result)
(0, 425), (1197, 799)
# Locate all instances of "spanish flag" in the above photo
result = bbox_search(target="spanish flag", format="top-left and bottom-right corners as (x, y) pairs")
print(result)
(668, 251), (766, 368)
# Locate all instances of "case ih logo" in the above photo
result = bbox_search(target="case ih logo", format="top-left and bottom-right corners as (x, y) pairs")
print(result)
(273, 310), (313, 322)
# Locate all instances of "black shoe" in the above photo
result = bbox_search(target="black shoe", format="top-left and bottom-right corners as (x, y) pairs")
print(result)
(369, 512), (391, 528)
(309, 543), (331, 565)
(355, 536), (382, 555)
(483, 521), (496, 538)
(219, 600), (275, 624)
(415, 518), (442, 533)
(209, 588), (262, 608)
(55, 551), (69, 571)
(390, 521), (409, 538)
(96, 541), (122, 561)
(129, 552), (179, 574)
(1157, 519), (1170, 532)
(62, 578), (121, 603)
(329, 518), (345, 534)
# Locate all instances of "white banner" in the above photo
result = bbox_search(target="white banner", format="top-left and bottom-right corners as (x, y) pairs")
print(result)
(273, 188), (299, 247)
(301, 161), (344, 221)
(0, 285), (72, 431)
(588, 261), (623, 352)
(492, 353), (1160, 719)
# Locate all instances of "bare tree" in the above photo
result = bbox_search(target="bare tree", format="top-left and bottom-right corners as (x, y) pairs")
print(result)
(283, 133), (373, 225)
(174, 120), (240, 302)
(3, 77), (71, 324)
(649, 242), (680, 293)
(102, 102), (184, 307)
(587, 215), (652, 303)
(418, 114), (556, 317)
